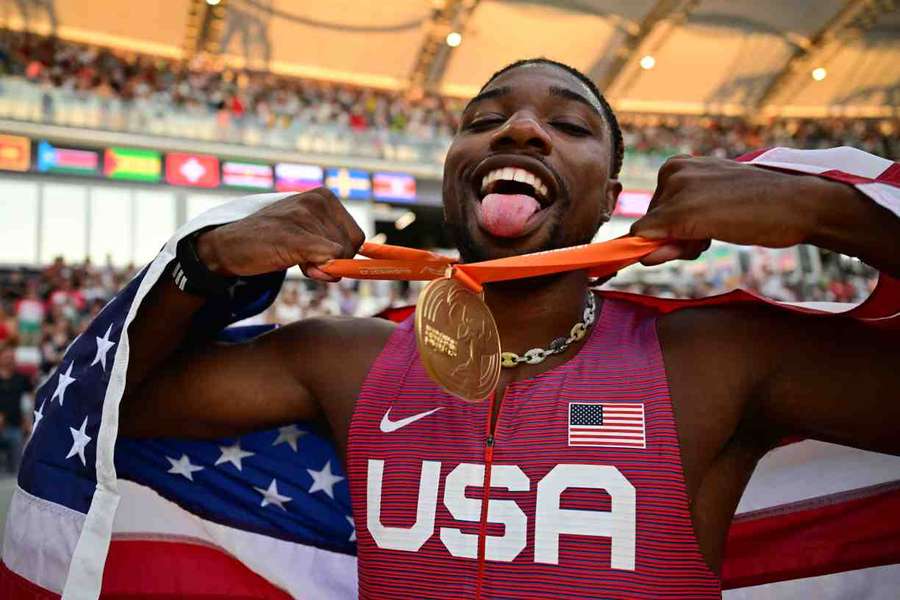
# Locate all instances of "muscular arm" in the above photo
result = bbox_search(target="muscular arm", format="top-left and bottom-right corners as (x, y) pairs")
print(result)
(659, 306), (898, 571)
(632, 155), (900, 278)
(118, 188), (389, 441)
(120, 283), (393, 439)
(663, 307), (899, 457)
(755, 310), (898, 453)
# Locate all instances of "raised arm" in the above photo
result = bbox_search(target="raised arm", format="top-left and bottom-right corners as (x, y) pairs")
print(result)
(119, 188), (391, 440)
(640, 149), (900, 455)
(630, 150), (900, 277)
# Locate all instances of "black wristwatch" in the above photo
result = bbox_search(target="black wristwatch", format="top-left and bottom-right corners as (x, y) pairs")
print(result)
(172, 229), (238, 297)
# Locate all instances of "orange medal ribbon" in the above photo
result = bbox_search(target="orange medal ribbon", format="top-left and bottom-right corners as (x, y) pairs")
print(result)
(322, 237), (664, 292)
(320, 237), (664, 401)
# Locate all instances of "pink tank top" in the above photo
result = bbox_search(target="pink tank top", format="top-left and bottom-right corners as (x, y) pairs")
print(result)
(347, 295), (721, 598)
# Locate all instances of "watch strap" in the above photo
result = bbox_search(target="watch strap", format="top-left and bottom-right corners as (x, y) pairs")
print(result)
(172, 230), (237, 297)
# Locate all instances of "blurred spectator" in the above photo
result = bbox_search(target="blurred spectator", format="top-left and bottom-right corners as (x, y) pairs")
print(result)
(0, 341), (32, 473)
(268, 282), (304, 324)
(15, 280), (45, 346)
(0, 302), (15, 343)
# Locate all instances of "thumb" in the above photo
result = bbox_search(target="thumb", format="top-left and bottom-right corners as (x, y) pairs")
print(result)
(301, 264), (341, 282)
(630, 214), (670, 240)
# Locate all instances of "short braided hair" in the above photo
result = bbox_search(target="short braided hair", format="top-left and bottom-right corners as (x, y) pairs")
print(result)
(479, 58), (624, 179)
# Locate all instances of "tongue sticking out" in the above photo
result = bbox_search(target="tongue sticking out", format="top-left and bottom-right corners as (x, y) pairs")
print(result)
(480, 193), (541, 238)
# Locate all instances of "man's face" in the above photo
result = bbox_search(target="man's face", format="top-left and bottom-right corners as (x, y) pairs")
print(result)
(442, 63), (621, 263)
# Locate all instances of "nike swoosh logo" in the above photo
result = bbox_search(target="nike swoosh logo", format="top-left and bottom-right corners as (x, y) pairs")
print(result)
(379, 407), (442, 433)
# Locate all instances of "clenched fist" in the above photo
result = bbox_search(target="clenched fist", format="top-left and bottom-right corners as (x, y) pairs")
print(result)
(196, 188), (365, 281)
(630, 155), (865, 266)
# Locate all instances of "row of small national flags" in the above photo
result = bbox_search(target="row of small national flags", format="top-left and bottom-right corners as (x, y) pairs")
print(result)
(0, 135), (418, 202)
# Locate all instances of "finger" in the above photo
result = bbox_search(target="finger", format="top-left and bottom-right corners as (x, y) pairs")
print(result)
(296, 211), (356, 260)
(640, 240), (710, 266)
(287, 235), (345, 265)
(329, 201), (366, 253)
(305, 189), (362, 257)
(680, 239), (711, 261)
(630, 209), (672, 240)
(302, 264), (341, 283)
(649, 154), (693, 210)
(639, 243), (684, 266)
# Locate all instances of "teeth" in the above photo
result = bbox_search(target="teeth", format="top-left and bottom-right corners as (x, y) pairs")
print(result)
(479, 166), (550, 199)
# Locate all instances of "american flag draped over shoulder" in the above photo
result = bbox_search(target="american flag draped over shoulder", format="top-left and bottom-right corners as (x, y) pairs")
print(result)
(0, 149), (898, 599)
(0, 192), (358, 599)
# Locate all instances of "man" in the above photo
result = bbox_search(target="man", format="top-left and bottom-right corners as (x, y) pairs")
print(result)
(0, 341), (32, 473)
(119, 59), (899, 598)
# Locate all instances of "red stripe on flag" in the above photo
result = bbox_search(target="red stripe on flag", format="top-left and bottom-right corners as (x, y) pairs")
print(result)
(570, 440), (646, 447)
(877, 161), (900, 185)
(817, 169), (877, 185)
(570, 427), (644, 434)
(735, 147), (773, 162)
(0, 561), (58, 599)
(101, 538), (292, 598)
(722, 483), (900, 589)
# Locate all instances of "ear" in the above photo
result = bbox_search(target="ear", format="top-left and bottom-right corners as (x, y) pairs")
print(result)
(602, 179), (622, 222)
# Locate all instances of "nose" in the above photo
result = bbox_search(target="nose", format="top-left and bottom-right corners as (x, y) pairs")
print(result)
(489, 112), (552, 155)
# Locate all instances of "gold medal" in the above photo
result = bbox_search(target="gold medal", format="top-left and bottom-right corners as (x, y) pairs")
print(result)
(415, 277), (501, 402)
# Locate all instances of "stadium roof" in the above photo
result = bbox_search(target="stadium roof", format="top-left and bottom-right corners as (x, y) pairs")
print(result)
(5, 0), (898, 117)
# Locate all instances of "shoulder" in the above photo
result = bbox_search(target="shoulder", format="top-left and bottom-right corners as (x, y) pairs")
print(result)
(275, 316), (399, 438)
(276, 315), (397, 355)
(658, 303), (800, 348)
(655, 304), (796, 400)
(657, 301), (862, 351)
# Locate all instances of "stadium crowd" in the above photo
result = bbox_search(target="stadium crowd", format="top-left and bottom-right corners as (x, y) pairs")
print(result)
(0, 29), (462, 142)
(1, 29), (897, 159)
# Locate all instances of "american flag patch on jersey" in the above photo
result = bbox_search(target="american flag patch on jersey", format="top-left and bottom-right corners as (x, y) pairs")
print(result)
(568, 402), (646, 448)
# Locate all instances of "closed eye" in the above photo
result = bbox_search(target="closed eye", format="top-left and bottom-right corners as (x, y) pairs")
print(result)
(551, 121), (592, 137)
(465, 117), (505, 132)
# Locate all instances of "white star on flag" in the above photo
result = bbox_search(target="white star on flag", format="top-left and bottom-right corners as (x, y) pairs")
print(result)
(215, 442), (254, 471)
(33, 401), (45, 432)
(307, 460), (344, 499)
(51, 362), (76, 405)
(166, 454), (205, 481)
(346, 515), (356, 542)
(65, 416), (91, 466)
(272, 425), (306, 452)
(90, 324), (116, 371)
(254, 479), (292, 510)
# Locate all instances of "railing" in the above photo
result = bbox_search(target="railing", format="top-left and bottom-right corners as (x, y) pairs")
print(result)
(0, 77), (452, 167)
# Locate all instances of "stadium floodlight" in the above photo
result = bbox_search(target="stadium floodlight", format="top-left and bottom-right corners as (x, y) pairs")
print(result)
(639, 55), (656, 70)
(446, 32), (462, 48)
(811, 67), (827, 81)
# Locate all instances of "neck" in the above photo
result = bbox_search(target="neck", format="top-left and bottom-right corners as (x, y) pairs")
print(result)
(484, 270), (591, 354)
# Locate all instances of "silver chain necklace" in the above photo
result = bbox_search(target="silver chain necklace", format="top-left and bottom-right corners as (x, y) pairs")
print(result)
(500, 292), (597, 368)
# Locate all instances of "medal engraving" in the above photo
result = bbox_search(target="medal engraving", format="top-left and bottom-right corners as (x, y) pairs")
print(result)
(415, 278), (501, 402)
